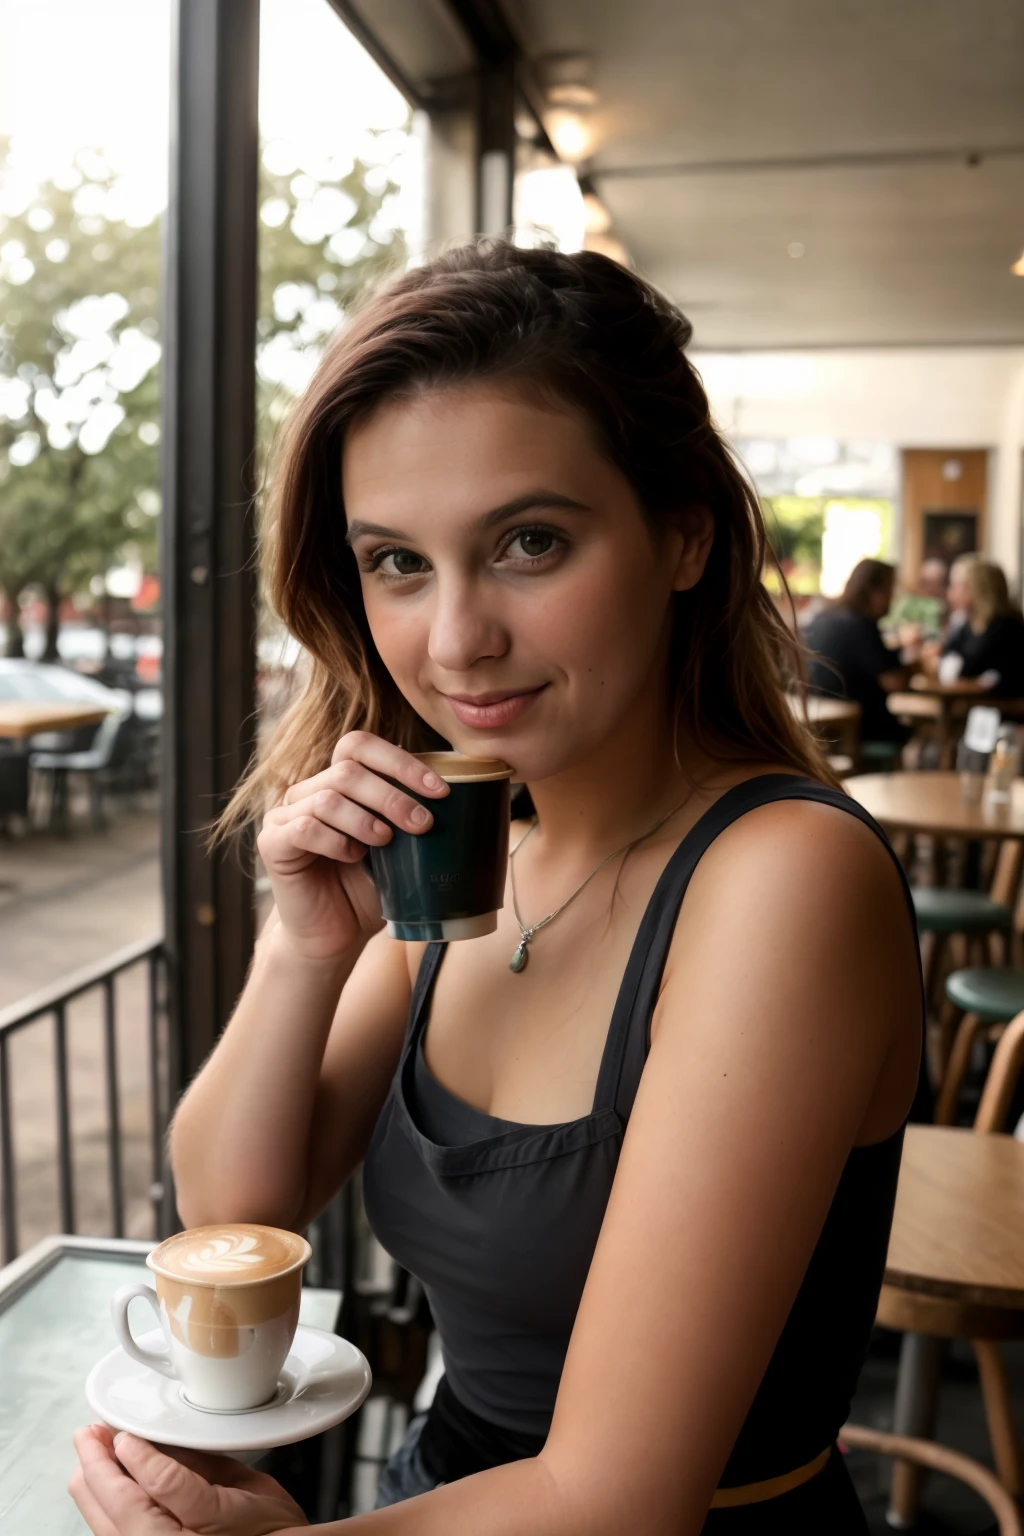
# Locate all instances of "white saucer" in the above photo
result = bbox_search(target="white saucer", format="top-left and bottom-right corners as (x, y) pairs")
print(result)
(85, 1325), (372, 1452)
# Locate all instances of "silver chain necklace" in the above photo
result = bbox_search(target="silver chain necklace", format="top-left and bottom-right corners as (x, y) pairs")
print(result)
(507, 794), (692, 974)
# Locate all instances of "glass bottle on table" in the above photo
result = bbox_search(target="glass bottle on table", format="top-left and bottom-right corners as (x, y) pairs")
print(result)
(986, 726), (1021, 805)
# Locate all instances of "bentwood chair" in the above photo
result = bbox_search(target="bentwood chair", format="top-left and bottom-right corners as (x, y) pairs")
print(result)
(936, 958), (1024, 1125)
(915, 835), (1024, 1088)
(839, 1424), (1022, 1535)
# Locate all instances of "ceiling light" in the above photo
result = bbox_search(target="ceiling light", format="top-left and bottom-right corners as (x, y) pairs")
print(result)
(546, 110), (591, 164)
(538, 52), (597, 109)
(547, 83), (599, 107)
(787, 241), (806, 259)
(1012, 249), (1024, 276)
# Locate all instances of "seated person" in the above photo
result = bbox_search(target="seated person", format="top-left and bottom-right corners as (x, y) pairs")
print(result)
(805, 559), (911, 747)
(941, 556), (1024, 697)
(886, 557), (947, 642)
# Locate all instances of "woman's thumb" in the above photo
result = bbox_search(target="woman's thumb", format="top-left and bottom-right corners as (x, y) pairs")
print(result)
(114, 1433), (223, 1526)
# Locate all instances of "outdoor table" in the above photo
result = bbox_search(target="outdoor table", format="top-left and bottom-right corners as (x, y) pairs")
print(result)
(0, 1234), (342, 1534)
(881, 1125), (1024, 1522)
(786, 694), (861, 760)
(0, 703), (110, 741)
(846, 771), (1024, 842)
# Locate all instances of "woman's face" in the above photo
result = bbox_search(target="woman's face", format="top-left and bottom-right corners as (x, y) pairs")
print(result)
(342, 382), (711, 780)
(947, 564), (972, 613)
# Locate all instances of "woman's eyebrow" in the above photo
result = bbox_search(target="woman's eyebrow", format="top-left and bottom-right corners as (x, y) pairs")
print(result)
(345, 491), (590, 546)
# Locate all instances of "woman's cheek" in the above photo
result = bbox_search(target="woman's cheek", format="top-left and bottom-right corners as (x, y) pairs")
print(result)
(363, 597), (431, 700)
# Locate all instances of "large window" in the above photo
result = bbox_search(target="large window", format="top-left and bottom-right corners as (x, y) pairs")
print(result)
(0, 0), (170, 1248)
(255, 0), (423, 727)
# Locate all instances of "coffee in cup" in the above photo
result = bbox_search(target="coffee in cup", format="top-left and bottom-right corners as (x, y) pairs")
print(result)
(111, 1223), (311, 1412)
(369, 751), (514, 941)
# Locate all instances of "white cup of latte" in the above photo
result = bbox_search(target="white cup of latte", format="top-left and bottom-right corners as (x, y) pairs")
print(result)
(111, 1223), (312, 1412)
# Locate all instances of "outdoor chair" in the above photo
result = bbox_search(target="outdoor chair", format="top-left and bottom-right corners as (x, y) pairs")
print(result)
(30, 710), (138, 833)
(0, 747), (29, 831)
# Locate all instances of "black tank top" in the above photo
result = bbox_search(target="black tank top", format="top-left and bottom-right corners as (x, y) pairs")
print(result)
(362, 776), (919, 1507)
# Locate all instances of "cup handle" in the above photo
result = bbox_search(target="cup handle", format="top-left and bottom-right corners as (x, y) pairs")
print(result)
(111, 1283), (177, 1381)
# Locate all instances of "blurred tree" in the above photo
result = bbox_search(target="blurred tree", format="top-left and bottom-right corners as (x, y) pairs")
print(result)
(0, 124), (409, 657)
(0, 141), (161, 656)
(764, 496), (826, 572)
(254, 133), (408, 462)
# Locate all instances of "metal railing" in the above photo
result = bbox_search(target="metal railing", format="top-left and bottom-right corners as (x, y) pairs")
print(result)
(0, 936), (168, 1264)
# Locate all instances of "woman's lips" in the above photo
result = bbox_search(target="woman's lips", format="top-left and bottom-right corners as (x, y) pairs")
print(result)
(443, 686), (547, 729)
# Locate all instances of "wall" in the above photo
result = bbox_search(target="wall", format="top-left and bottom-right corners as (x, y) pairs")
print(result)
(694, 348), (1024, 585)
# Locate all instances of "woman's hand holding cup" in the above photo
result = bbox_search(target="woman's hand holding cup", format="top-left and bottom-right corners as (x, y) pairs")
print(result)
(256, 731), (449, 962)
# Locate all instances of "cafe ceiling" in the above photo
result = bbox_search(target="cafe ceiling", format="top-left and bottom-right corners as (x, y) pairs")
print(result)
(506, 0), (1024, 349)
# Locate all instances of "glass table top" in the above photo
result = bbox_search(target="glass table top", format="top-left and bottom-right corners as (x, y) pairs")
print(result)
(0, 1241), (341, 1534)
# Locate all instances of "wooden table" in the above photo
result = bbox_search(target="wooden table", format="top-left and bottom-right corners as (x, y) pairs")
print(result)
(881, 1126), (1024, 1523)
(0, 703), (109, 741)
(887, 1126), (1024, 1311)
(0, 1235), (344, 1534)
(786, 694), (861, 760)
(847, 771), (1024, 842)
(888, 678), (989, 768)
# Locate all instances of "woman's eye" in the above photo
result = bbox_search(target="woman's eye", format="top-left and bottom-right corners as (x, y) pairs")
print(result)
(505, 529), (559, 561)
(374, 548), (429, 577)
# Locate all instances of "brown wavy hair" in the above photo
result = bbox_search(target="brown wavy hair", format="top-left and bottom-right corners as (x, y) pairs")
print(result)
(219, 240), (834, 836)
(839, 558), (896, 618)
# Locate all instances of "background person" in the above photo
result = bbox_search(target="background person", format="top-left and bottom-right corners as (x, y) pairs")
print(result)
(938, 556), (1024, 696)
(71, 243), (922, 1536)
(805, 559), (913, 751)
(886, 556), (948, 643)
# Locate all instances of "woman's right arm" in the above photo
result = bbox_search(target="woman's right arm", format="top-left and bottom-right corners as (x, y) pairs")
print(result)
(170, 732), (449, 1231)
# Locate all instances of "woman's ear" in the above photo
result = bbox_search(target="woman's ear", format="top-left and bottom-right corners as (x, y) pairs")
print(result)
(669, 505), (715, 593)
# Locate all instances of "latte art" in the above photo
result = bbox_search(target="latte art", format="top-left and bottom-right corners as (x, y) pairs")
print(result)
(150, 1223), (309, 1285)
(181, 1233), (268, 1273)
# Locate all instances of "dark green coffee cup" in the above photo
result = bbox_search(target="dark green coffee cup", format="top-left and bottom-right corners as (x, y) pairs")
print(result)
(368, 752), (515, 941)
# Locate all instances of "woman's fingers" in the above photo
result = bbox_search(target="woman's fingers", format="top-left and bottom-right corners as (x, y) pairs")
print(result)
(68, 1463), (123, 1536)
(73, 1427), (182, 1534)
(149, 1440), (252, 1486)
(286, 734), (447, 827)
(329, 731), (448, 797)
(259, 807), (368, 871)
(273, 782), (394, 845)
(112, 1433), (221, 1530)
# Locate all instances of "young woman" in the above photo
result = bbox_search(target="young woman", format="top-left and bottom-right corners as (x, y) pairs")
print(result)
(71, 243), (922, 1536)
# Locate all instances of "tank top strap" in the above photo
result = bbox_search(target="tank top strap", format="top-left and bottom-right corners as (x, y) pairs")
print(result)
(592, 774), (911, 1120)
(404, 941), (447, 1059)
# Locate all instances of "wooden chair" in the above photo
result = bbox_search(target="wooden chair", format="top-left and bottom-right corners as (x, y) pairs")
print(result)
(917, 835), (1024, 1086)
(878, 1011), (1024, 1524)
(936, 966), (1024, 1124)
(840, 1423), (1022, 1535)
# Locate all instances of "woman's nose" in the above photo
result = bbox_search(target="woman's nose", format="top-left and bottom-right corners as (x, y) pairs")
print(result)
(427, 580), (509, 673)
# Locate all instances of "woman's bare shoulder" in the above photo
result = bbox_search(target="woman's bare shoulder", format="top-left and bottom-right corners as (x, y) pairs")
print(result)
(657, 787), (919, 1129)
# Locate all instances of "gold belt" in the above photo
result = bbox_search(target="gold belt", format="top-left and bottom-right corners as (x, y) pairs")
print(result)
(710, 1447), (832, 1509)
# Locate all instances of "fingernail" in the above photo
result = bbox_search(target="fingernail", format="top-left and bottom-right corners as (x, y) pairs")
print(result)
(113, 1432), (126, 1448)
(410, 805), (430, 826)
(373, 819), (390, 836)
(422, 771), (441, 790)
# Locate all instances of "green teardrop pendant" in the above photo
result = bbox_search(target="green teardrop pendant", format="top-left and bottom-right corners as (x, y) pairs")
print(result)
(508, 938), (529, 973)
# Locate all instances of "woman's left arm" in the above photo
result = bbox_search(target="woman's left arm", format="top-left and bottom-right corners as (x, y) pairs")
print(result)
(75, 800), (920, 1536)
